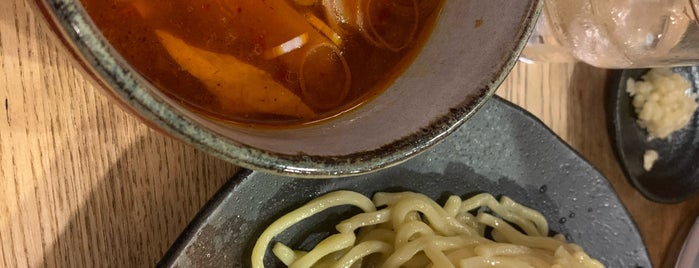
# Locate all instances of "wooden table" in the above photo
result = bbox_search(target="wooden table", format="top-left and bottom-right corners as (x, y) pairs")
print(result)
(2, 0), (698, 267)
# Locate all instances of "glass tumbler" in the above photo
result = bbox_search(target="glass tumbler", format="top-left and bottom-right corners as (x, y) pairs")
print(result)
(521, 0), (699, 68)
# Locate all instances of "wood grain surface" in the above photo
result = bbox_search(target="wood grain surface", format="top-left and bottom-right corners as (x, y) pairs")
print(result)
(1, 0), (698, 267)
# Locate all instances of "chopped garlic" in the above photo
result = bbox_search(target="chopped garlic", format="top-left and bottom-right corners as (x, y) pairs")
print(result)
(643, 150), (659, 171)
(626, 68), (698, 140)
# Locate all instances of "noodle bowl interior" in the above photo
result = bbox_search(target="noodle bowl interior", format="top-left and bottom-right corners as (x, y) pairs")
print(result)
(80, 0), (442, 126)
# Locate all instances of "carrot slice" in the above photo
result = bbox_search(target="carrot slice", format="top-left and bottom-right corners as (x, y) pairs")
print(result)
(155, 30), (316, 119)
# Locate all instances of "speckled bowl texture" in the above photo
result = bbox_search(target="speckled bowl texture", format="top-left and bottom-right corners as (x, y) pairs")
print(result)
(31, 0), (542, 177)
(159, 97), (651, 267)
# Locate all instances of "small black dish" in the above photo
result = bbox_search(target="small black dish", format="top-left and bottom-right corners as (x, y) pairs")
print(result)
(607, 67), (699, 204)
(159, 97), (651, 267)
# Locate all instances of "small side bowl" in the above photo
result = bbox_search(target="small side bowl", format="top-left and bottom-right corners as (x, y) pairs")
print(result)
(30, 0), (542, 177)
(607, 68), (699, 203)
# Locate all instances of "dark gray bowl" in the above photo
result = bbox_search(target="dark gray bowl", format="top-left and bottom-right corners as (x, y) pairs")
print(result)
(30, 0), (542, 177)
(159, 97), (651, 267)
(608, 67), (699, 203)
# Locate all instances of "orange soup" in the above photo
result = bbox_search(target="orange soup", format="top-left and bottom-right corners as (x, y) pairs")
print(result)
(81, 0), (442, 126)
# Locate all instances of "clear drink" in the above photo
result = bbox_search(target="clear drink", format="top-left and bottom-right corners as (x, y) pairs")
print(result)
(521, 0), (699, 68)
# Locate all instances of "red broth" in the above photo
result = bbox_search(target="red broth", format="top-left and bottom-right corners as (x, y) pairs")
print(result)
(81, 0), (442, 126)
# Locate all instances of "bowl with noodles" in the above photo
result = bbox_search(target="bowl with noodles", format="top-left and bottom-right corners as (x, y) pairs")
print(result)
(158, 98), (651, 267)
(32, 0), (541, 177)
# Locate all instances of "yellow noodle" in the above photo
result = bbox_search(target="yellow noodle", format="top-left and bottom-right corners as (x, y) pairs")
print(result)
(312, 248), (349, 267)
(512, 254), (556, 268)
(443, 196), (462, 217)
(406, 211), (422, 222)
(289, 233), (355, 268)
(384, 235), (483, 267)
(251, 191), (375, 268)
(331, 240), (392, 268)
(336, 209), (390, 233)
(474, 243), (532, 257)
(357, 228), (394, 244)
(372, 192), (408, 207)
(394, 221), (435, 247)
(391, 194), (476, 236)
(400, 252), (431, 268)
(272, 243), (298, 266)
(477, 213), (564, 251)
(461, 193), (545, 236)
(445, 247), (477, 263)
(424, 245), (456, 268)
(253, 191), (605, 268)
(499, 196), (549, 236)
(459, 256), (536, 268)
(454, 212), (479, 230)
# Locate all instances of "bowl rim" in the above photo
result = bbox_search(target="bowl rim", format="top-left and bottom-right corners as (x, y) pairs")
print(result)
(35, 0), (543, 178)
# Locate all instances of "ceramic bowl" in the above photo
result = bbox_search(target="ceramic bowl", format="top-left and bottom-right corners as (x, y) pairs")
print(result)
(31, 0), (542, 177)
(607, 68), (699, 203)
(159, 97), (651, 267)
